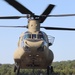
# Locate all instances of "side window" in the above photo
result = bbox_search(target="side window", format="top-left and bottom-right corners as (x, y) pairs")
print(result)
(48, 35), (55, 46)
(37, 34), (44, 40)
(41, 32), (47, 41)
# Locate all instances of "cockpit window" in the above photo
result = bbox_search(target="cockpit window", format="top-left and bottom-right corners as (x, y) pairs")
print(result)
(24, 33), (31, 39)
(32, 34), (36, 39)
(37, 34), (44, 40)
(23, 33), (45, 40)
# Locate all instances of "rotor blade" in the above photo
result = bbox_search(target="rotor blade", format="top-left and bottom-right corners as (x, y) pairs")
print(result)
(0, 16), (27, 19)
(1, 14), (75, 19)
(0, 26), (27, 28)
(41, 26), (75, 31)
(4, 0), (34, 15)
(39, 4), (55, 23)
(47, 14), (75, 17)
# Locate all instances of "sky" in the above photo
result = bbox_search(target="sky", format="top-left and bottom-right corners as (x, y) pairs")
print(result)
(0, 0), (75, 64)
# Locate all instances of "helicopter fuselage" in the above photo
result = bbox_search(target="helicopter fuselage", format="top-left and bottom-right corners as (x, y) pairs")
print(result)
(14, 32), (54, 69)
(13, 20), (54, 69)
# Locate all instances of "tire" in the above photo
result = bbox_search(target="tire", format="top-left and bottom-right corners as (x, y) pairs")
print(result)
(14, 65), (17, 72)
(47, 66), (50, 75)
(16, 66), (20, 75)
(50, 66), (53, 73)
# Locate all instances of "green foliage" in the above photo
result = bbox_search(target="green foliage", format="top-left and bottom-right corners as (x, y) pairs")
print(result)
(52, 60), (75, 75)
(0, 60), (75, 75)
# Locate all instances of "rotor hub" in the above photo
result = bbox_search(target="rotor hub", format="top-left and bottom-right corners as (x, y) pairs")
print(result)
(28, 20), (40, 33)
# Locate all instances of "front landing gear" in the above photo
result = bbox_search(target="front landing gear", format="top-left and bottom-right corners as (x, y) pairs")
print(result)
(47, 66), (53, 75)
(14, 64), (20, 75)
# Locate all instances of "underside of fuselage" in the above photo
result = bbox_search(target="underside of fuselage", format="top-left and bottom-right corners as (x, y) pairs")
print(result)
(14, 45), (54, 69)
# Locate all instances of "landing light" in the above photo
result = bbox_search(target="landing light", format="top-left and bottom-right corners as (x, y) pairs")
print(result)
(36, 55), (39, 57)
(29, 55), (31, 57)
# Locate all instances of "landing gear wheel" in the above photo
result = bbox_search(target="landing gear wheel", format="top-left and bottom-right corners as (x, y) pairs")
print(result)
(14, 65), (17, 72)
(14, 64), (20, 75)
(50, 66), (53, 73)
(47, 66), (50, 75)
(47, 66), (54, 75)
(16, 66), (20, 75)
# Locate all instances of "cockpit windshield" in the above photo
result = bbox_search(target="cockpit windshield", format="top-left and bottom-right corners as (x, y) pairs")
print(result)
(23, 33), (44, 40)
(37, 34), (44, 40)
(32, 34), (36, 39)
(23, 33), (31, 39)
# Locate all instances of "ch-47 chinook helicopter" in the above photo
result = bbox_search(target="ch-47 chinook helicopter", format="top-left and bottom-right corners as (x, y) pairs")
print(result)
(1, 0), (75, 75)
